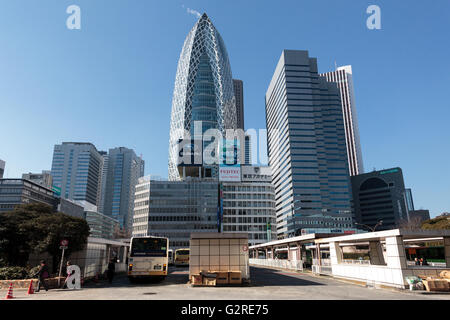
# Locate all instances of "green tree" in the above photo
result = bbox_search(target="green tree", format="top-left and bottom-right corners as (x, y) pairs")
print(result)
(0, 203), (90, 271)
(421, 216), (450, 230)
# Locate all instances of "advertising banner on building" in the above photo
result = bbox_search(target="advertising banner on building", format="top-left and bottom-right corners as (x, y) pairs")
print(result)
(219, 165), (241, 182)
(219, 139), (241, 182)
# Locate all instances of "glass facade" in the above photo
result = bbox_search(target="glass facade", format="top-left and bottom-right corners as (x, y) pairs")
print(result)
(169, 13), (237, 180)
(134, 179), (219, 249)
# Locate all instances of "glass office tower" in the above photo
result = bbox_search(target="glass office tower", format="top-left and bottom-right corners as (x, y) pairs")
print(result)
(265, 50), (354, 238)
(168, 13), (237, 181)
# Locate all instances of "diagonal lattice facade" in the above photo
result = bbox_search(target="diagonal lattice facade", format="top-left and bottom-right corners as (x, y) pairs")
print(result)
(168, 13), (237, 181)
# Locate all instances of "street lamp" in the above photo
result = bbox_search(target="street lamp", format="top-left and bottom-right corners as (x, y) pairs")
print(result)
(290, 200), (301, 237)
(355, 220), (383, 232)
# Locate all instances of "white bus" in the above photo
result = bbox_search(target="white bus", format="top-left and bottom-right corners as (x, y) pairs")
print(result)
(128, 236), (169, 282)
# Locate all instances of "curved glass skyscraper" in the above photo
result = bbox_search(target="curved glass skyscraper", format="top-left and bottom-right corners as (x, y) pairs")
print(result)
(168, 13), (237, 181)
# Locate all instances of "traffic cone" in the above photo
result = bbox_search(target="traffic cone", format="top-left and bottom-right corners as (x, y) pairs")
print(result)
(4, 283), (14, 299)
(27, 280), (34, 295)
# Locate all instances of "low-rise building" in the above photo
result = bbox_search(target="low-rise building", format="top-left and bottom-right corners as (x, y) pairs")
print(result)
(409, 210), (431, 223)
(351, 167), (409, 230)
(22, 171), (53, 189)
(0, 178), (58, 212)
(222, 166), (276, 246)
(133, 178), (218, 249)
(58, 198), (85, 219)
(75, 200), (120, 240)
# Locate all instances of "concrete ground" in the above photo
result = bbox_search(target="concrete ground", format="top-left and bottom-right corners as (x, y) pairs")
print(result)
(2, 266), (450, 300)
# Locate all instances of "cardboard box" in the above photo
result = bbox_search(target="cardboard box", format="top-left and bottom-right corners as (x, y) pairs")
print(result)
(423, 279), (450, 292)
(203, 277), (216, 286)
(191, 274), (203, 285)
(214, 272), (229, 285)
(229, 271), (242, 284)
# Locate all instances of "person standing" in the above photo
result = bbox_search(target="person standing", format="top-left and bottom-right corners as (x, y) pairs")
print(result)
(34, 260), (50, 292)
(107, 259), (115, 284)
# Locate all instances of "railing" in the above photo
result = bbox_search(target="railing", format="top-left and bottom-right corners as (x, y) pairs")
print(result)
(312, 259), (332, 275)
(407, 261), (446, 268)
(249, 259), (304, 272)
(342, 259), (371, 265)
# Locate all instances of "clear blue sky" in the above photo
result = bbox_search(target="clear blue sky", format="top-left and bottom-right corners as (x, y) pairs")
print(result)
(0, 1), (449, 217)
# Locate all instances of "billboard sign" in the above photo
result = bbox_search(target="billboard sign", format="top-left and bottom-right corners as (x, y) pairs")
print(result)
(219, 165), (241, 182)
(219, 139), (241, 182)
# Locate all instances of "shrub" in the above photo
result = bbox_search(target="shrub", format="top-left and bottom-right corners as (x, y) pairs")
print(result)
(0, 266), (31, 280)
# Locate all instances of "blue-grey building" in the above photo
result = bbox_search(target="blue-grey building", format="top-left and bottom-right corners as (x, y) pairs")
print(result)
(351, 167), (409, 231)
(265, 50), (354, 238)
(0, 178), (58, 212)
(101, 147), (144, 232)
(50, 142), (103, 206)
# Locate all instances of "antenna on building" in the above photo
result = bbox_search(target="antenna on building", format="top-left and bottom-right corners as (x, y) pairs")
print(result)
(335, 60), (338, 70)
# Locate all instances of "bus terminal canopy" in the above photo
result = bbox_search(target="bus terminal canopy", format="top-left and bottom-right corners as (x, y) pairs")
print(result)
(314, 229), (450, 245)
(249, 233), (336, 250)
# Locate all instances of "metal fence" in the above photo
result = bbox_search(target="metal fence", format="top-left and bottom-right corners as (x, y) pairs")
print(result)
(342, 259), (371, 265)
(312, 258), (332, 275)
(249, 259), (304, 272)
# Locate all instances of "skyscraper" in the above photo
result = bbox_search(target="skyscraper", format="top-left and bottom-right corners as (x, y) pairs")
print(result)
(168, 13), (237, 181)
(102, 147), (144, 231)
(266, 50), (353, 238)
(97, 151), (109, 213)
(0, 159), (5, 179)
(320, 66), (364, 176)
(51, 142), (102, 206)
(233, 79), (244, 130)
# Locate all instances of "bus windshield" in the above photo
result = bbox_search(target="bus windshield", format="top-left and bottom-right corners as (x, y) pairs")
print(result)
(176, 250), (189, 256)
(131, 238), (167, 257)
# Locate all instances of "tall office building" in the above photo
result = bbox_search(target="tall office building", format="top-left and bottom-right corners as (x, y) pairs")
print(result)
(50, 142), (102, 206)
(233, 79), (244, 130)
(102, 147), (144, 231)
(320, 66), (364, 176)
(244, 134), (252, 165)
(168, 13), (237, 181)
(22, 170), (53, 189)
(265, 50), (353, 238)
(0, 159), (5, 179)
(97, 151), (109, 213)
(351, 168), (409, 230)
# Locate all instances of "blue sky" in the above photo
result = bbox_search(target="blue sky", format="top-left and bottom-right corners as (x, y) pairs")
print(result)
(0, 1), (449, 217)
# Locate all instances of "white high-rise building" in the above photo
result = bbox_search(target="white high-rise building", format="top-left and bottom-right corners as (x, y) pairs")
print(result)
(132, 176), (151, 238)
(320, 66), (364, 176)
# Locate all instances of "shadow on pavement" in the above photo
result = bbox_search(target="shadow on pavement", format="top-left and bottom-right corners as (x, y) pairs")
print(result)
(249, 266), (324, 287)
(82, 267), (189, 289)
